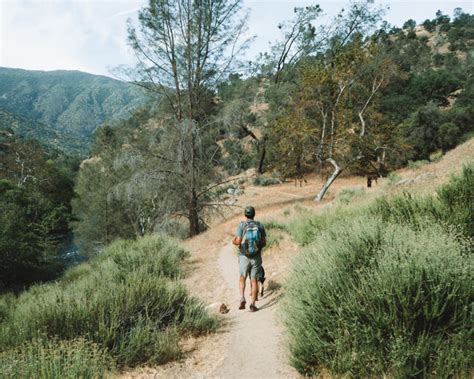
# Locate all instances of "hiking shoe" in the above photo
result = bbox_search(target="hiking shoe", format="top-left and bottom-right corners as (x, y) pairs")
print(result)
(239, 298), (246, 310)
(249, 304), (258, 312)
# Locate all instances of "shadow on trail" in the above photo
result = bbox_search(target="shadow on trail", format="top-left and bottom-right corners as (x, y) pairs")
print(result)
(258, 291), (284, 311)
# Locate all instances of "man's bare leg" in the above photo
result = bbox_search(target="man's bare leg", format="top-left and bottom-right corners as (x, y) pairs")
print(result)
(239, 275), (246, 309)
(250, 278), (258, 308)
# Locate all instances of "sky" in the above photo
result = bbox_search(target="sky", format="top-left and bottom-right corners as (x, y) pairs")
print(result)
(0, 0), (472, 78)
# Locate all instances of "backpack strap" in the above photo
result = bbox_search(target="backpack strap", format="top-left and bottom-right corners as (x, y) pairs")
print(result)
(241, 220), (261, 256)
(241, 221), (249, 245)
(241, 220), (258, 239)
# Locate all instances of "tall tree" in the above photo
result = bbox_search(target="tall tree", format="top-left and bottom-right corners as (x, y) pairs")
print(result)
(72, 126), (134, 256)
(259, 1), (385, 174)
(125, 0), (249, 236)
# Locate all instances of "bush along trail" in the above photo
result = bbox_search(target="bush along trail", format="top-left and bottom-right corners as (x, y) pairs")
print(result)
(0, 236), (217, 378)
(284, 165), (473, 377)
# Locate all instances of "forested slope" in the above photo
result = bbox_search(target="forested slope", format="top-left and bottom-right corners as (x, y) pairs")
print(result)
(0, 67), (147, 155)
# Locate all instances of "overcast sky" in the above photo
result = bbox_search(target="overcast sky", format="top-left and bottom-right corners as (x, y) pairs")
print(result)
(0, 0), (472, 78)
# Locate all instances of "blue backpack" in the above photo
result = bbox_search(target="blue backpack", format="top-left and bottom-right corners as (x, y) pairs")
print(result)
(241, 221), (262, 256)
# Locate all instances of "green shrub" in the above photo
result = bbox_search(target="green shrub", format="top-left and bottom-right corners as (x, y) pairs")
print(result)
(287, 206), (361, 246)
(438, 122), (462, 151)
(437, 164), (474, 237)
(155, 220), (190, 239)
(407, 159), (429, 170)
(371, 164), (473, 237)
(429, 149), (443, 162)
(222, 139), (253, 175)
(335, 186), (365, 205)
(0, 235), (217, 369)
(370, 192), (443, 230)
(0, 338), (115, 379)
(261, 219), (288, 232)
(265, 234), (281, 248)
(285, 218), (473, 377)
(386, 172), (401, 185)
(253, 175), (281, 186)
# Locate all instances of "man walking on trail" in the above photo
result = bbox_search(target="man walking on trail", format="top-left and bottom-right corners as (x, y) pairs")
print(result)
(232, 206), (266, 312)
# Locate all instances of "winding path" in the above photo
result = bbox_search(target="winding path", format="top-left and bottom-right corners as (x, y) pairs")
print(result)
(212, 243), (298, 378)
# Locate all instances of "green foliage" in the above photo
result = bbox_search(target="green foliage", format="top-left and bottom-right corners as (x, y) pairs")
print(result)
(253, 174), (281, 186)
(222, 139), (253, 175)
(72, 155), (134, 257)
(379, 13), (472, 162)
(437, 164), (474, 237)
(287, 206), (361, 246)
(0, 67), (147, 156)
(429, 149), (444, 161)
(422, 19), (436, 32)
(285, 218), (472, 377)
(407, 159), (429, 169)
(285, 166), (474, 376)
(408, 70), (461, 106)
(0, 135), (75, 288)
(405, 102), (445, 159)
(438, 121), (462, 151)
(0, 235), (217, 370)
(261, 219), (289, 232)
(372, 164), (474, 238)
(447, 12), (474, 51)
(386, 172), (401, 185)
(371, 193), (443, 230)
(0, 108), (67, 154)
(0, 338), (115, 379)
(403, 19), (416, 30)
(335, 186), (365, 205)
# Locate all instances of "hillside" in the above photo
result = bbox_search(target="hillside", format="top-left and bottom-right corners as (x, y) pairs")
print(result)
(0, 108), (70, 153)
(0, 67), (147, 155)
(122, 137), (473, 378)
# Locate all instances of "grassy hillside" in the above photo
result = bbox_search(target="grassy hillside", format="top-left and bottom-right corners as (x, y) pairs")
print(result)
(0, 67), (147, 155)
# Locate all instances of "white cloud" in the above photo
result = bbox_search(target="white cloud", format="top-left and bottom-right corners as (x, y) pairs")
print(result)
(0, 0), (472, 77)
(0, 0), (143, 76)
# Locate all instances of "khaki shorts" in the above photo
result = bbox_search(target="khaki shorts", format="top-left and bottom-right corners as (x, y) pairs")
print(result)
(239, 253), (262, 279)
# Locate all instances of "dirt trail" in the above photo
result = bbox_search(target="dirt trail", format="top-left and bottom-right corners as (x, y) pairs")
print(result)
(122, 174), (372, 379)
(215, 243), (298, 378)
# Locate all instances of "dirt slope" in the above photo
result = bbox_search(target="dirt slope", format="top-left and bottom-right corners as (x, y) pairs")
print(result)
(121, 138), (474, 378)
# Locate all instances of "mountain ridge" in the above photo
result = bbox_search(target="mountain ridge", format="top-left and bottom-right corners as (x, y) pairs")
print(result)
(0, 66), (148, 156)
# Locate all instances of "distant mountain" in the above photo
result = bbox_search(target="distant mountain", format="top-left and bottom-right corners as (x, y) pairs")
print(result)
(0, 67), (148, 156)
(0, 107), (66, 152)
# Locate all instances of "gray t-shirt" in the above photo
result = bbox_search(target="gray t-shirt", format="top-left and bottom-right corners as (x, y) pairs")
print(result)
(236, 220), (266, 255)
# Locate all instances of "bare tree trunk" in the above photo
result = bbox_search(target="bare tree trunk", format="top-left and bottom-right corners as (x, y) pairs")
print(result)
(376, 147), (387, 177)
(317, 110), (328, 161)
(315, 158), (341, 202)
(258, 137), (267, 174)
(188, 191), (200, 237)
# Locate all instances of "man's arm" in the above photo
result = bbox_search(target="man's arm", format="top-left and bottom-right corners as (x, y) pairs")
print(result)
(232, 235), (242, 246)
(232, 222), (243, 246)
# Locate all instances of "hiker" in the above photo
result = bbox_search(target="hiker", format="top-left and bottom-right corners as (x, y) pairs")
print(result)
(232, 206), (266, 312)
